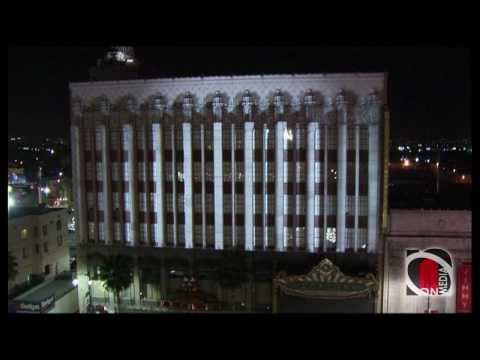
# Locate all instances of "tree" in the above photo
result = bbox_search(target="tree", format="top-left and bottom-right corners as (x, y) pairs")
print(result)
(8, 251), (18, 282)
(98, 255), (134, 313)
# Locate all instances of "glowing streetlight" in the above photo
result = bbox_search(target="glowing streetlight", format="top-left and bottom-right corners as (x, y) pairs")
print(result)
(415, 157), (419, 163)
(403, 159), (410, 167)
(461, 175), (466, 180)
(453, 169), (456, 173)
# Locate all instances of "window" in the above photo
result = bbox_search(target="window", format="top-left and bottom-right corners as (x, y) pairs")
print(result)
(97, 193), (104, 211)
(35, 244), (40, 254)
(44, 264), (51, 275)
(34, 226), (39, 238)
(20, 229), (28, 239)
(22, 247), (28, 259)
(43, 242), (49, 253)
(57, 235), (63, 246)
(98, 223), (105, 241)
(96, 162), (103, 180)
(42, 225), (48, 236)
(56, 220), (62, 231)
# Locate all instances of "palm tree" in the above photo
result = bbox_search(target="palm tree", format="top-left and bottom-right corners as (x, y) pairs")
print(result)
(8, 251), (18, 282)
(98, 255), (134, 313)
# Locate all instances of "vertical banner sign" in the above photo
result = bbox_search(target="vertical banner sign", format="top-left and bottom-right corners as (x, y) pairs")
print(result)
(456, 263), (472, 313)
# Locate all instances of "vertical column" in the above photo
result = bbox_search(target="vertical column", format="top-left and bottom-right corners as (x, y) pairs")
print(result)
(367, 92), (382, 253)
(262, 123), (268, 250)
(141, 126), (151, 245)
(275, 121), (286, 251)
(183, 122), (194, 249)
(231, 122), (236, 248)
(152, 123), (165, 247)
(71, 124), (87, 245)
(200, 123), (207, 249)
(368, 115), (380, 253)
(306, 121), (317, 253)
(126, 123), (139, 246)
(171, 125), (178, 247)
(323, 121), (329, 253)
(213, 122), (224, 250)
(354, 123), (360, 251)
(102, 124), (113, 244)
(244, 121), (254, 251)
(336, 94), (348, 253)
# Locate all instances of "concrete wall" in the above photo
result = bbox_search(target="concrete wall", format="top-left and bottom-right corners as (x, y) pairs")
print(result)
(49, 288), (79, 313)
(8, 209), (71, 293)
(384, 210), (471, 313)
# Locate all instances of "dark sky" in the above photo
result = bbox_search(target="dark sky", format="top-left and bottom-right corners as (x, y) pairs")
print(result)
(8, 46), (471, 142)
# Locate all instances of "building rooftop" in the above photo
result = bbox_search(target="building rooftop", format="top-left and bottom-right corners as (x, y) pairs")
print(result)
(8, 206), (66, 220)
(15, 272), (76, 303)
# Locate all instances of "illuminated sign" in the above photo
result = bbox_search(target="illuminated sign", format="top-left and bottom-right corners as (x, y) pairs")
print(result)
(456, 263), (471, 313)
(326, 228), (336, 243)
(406, 248), (454, 296)
(15, 295), (55, 313)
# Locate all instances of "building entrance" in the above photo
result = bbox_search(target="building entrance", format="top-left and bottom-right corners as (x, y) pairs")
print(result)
(273, 259), (377, 313)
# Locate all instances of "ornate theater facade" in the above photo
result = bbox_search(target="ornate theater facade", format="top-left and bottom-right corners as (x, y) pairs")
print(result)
(70, 72), (390, 312)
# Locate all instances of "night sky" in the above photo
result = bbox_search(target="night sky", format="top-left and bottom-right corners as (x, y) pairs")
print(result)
(8, 46), (471, 142)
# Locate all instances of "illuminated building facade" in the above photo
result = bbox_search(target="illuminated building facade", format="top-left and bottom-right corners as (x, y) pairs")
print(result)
(70, 71), (389, 312)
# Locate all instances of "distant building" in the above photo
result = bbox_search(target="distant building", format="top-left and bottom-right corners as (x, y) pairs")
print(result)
(383, 209), (471, 313)
(8, 207), (71, 296)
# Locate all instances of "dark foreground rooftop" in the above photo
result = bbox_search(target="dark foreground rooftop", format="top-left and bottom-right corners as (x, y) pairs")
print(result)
(8, 206), (66, 220)
(14, 272), (76, 303)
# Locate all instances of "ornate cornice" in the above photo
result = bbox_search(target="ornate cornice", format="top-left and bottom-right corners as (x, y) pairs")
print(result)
(70, 73), (385, 114)
(274, 258), (377, 300)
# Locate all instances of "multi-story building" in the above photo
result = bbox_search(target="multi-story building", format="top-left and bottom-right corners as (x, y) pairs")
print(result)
(8, 206), (71, 296)
(70, 55), (389, 312)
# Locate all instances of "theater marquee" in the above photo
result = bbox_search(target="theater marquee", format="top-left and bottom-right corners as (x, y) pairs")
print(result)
(406, 248), (454, 296)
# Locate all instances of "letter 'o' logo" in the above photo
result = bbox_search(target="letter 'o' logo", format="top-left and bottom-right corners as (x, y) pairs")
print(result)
(406, 248), (454, 296)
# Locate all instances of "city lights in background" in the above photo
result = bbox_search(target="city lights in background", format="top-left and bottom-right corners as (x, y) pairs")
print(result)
(402, 159), (410, 167)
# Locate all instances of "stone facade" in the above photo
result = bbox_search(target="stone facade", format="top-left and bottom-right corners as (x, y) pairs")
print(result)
(70, 72), (389, 312)
(8, 208), (71, 295)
